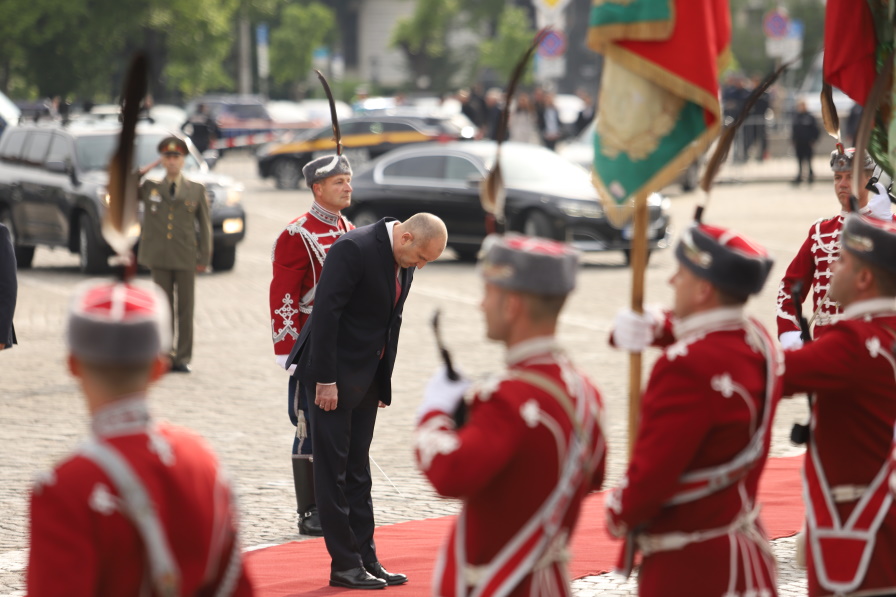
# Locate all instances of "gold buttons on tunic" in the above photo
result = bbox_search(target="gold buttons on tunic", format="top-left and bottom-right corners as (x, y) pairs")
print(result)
(168, 224), (173, 230)
(167, 233), (172, 239)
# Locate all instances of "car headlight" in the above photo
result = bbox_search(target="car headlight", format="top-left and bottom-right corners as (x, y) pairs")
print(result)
(557, 199), (603, 219)
(225, 187), (243, 206)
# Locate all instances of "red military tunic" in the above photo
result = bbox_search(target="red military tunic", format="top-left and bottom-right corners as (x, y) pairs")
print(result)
(777, 208), (884, 339)
(783, 298), (896, 596)
(269, 202), (352, 359)
(415, 337), (606, 597)
(28, 396), (253, 596)
(606, 308), (782, 597)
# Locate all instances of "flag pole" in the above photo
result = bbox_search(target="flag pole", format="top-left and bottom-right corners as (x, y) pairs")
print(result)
(627, 192), (649, 456)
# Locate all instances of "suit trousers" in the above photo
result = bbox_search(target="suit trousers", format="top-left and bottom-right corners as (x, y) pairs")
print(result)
(151, 268), (195, 366)
(305, 369), (382, 571)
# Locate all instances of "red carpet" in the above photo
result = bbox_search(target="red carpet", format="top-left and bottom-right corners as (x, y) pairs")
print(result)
(244, 455), (805, 596)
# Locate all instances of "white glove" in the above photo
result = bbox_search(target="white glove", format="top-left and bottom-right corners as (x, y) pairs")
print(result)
(779, 330), (804, 351)
(868, 182), (893, 221)
(611, 308), (660, 352)
(418, 366), (472, 423)
(275, 354), (297, 375)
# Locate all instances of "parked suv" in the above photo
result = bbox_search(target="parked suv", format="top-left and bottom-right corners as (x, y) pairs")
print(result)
(256, 114), (474, 189)
(0, 122), (246, 273)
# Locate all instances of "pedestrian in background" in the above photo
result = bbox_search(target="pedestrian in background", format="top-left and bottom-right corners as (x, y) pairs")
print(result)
(27, 279), (253, 596)
(574, 88), (596, 136)
(608, 223), (781, 596)
(0, 222), (16, 351)
(416, 234), (607, 597)
(541, 91), (562, 150)
(269, 153), (354, 537)
(791, 100), (820, 185)
(138, 136), (212, 373)
(181, 103), (219, 154)
(289, 213), (447, 589)
(508, 92), (540, 144)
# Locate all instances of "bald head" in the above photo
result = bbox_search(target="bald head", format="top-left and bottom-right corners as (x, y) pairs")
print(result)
(392, 213), (448, 269)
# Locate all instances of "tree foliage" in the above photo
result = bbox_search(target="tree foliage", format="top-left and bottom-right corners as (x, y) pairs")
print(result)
(728, 0), (825, 83)
(269, 2), (335, 97)
(478, 6), (536, 83)
(0, 0), (305, 101)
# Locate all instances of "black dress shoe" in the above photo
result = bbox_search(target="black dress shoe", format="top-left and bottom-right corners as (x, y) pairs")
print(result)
(170, 363), (191, 373)
(329, 567), (386, 590)
(298, 506), (323, 536)
(364, 562), (408, 586)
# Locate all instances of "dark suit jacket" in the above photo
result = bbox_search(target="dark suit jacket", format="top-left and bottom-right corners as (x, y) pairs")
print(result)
(0, 223), (17, 349)
(288, 218), (414, 408)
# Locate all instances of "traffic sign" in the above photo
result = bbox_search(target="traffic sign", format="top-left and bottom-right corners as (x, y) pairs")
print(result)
(763, 9), (789, 39)
(538, 30), (567, 58)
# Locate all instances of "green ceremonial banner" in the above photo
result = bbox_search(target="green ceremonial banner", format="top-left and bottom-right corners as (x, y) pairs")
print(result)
(588, 0), (730, 227)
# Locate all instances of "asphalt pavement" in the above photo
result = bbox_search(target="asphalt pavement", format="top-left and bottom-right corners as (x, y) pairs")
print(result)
(0, 152), (837, 595)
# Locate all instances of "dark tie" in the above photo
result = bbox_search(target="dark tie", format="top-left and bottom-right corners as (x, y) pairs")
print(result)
(169, 182), (176, 197)
(394, 265), (401, 307)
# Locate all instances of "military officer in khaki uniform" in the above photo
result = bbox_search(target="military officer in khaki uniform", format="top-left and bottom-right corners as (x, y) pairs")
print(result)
(138, 136), (212, 373)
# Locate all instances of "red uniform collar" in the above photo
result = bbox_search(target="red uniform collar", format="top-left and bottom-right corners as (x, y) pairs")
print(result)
(673, 306), (745, 341)
(841, 297), (896, 320)
(91, 394), (151, 437)
(309, 201), (342, 227)
(505, 336), (563, 366)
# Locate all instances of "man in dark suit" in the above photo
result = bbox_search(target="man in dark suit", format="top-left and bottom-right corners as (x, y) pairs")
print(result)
(0, 222), (16, 351)
(290, 212), (447, 589)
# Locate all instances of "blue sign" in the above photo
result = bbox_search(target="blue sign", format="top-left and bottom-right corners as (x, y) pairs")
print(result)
(538, 30), (567, 58)
(763, 10), (789, 39)
(256, 23), (268, 46)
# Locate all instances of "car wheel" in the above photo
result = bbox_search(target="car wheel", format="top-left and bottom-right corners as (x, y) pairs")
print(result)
(0, 208), (35, 268)
(680, 162), (699, 192)
(622, 248), (652, 266)
(273, 159), (303, 190)
(349, 208), (379, 228)
(211, 245), (236, 272)
(78, 213), (108, 274)
(522, 210), (553, 239)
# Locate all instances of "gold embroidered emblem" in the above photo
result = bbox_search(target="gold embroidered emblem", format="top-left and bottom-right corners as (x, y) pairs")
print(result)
(596, 60), (684, 161)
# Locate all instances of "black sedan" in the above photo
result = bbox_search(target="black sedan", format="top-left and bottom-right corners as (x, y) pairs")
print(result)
(343, 141), (671, 263)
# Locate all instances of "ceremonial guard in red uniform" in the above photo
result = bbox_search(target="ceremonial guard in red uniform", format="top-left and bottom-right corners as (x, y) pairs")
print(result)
(783, 213), (896, 597)
(608, 223), (781, 597)
(28, 279), (253, 596)
(269, 153), (353, 536)
(416, 234), (607, 597)
(777, 147), (885, 348)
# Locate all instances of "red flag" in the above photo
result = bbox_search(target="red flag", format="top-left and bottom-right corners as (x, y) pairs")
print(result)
(824, 0), (877, 106)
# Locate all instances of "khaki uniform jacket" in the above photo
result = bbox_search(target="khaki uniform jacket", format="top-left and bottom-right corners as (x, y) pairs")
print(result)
(138, 175), (212, 270)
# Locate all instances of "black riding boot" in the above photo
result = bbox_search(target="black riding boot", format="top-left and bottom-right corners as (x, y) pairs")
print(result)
(292, 457), (323, 536)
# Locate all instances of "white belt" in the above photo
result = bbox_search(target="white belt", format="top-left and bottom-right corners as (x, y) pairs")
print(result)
(830, 484), (869, 503)
(636, 507), (760, 555)
(463, 535), (570, 587)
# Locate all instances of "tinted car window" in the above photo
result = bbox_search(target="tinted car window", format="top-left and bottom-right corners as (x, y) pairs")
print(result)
(0, 130), (27, 161)
(445, 156), (481, 182)
(382, 155), (444, 180)
(46, 134), (73, 165)
(382, 122), (415, 133)
(76, 133), (200, 172)
(23, 132), (52, 165)
(225, 104), (270, 120)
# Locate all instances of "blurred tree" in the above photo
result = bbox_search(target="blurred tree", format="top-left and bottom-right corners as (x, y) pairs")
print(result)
(728, 0), (824, 82)
(269, 2), (335, 100)
(391, 0), (468, 93)
(478, 6), (536, 83)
